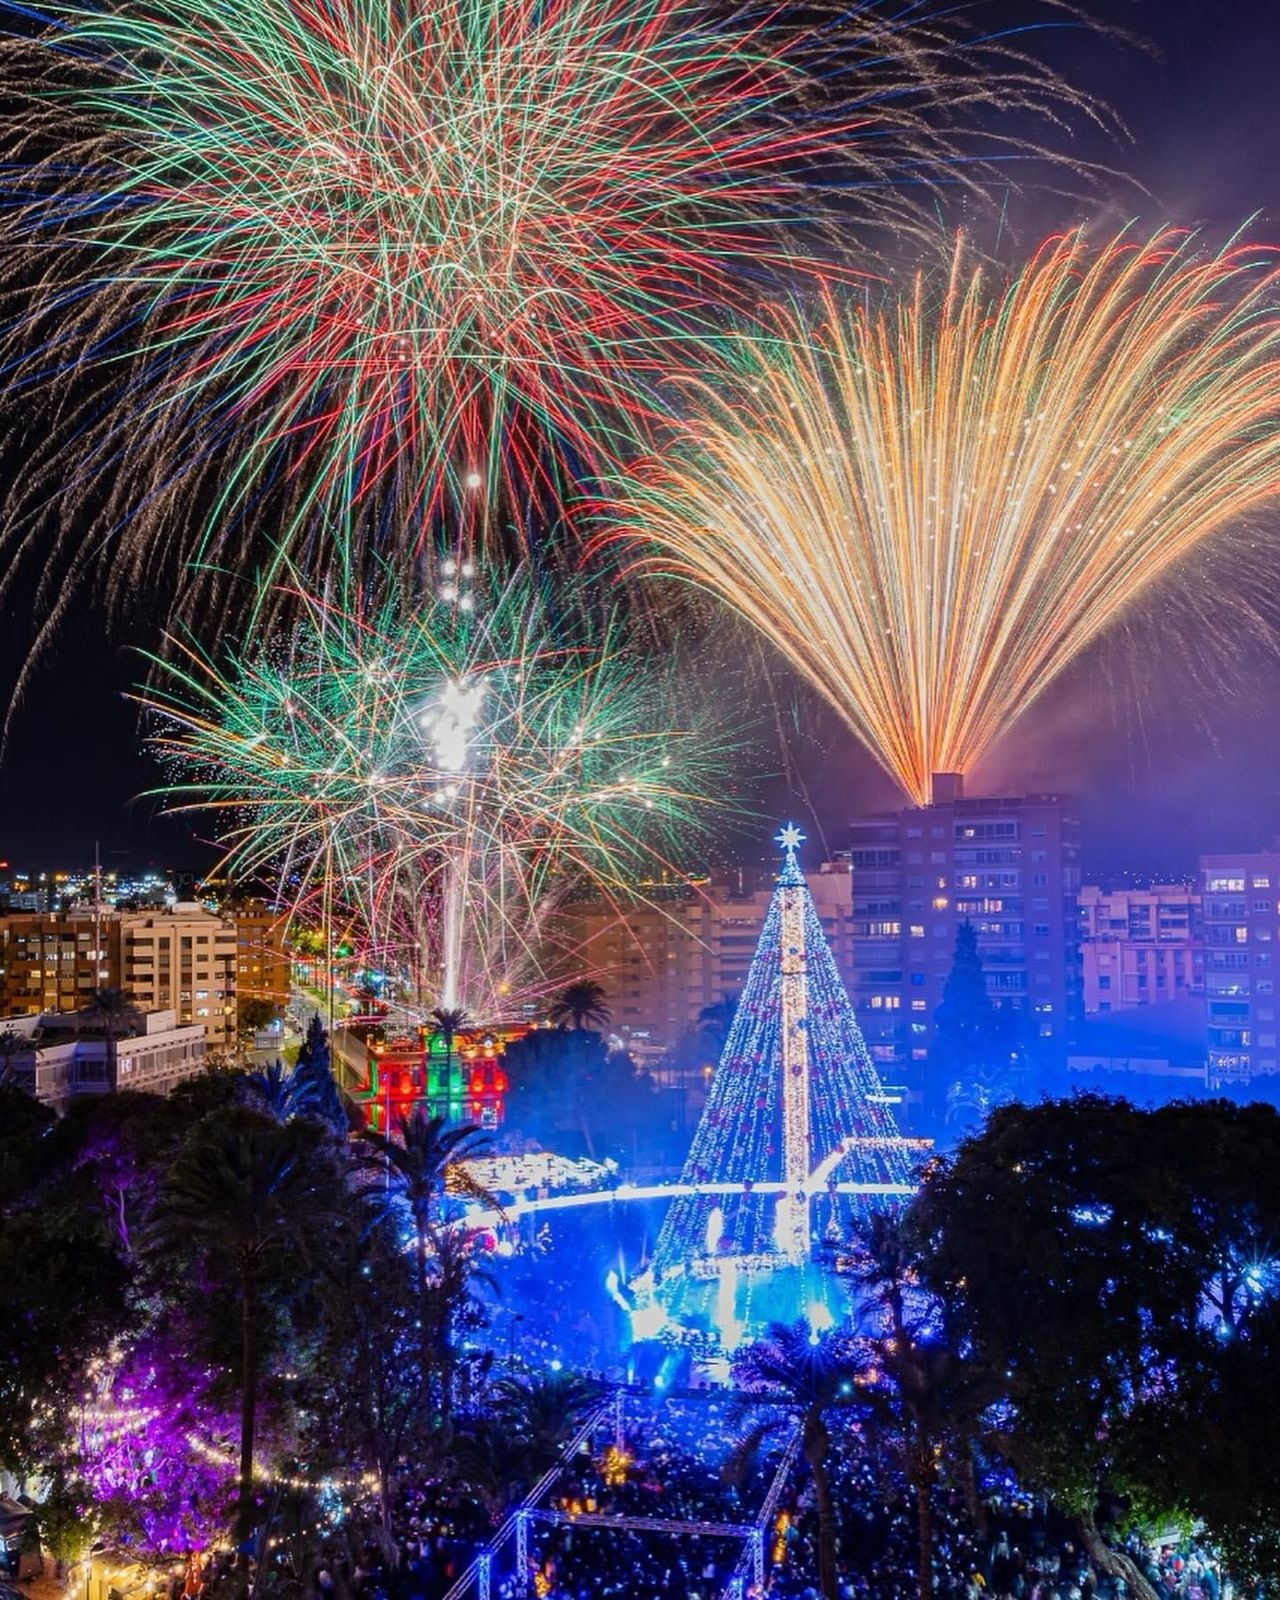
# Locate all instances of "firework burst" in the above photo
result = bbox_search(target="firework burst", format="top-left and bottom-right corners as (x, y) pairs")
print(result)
(1, 0), (1097, 610)
(140, 566), (727, 1014)
(609, 229), (1280, 805)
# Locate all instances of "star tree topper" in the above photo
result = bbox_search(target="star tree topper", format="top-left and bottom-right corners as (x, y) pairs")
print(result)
(776, 822), (805, 856)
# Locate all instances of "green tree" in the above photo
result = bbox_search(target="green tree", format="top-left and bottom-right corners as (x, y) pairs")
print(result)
(422, 1222), (498, 1429)
(0, 1082), (55, 1205)
(245, 1058), (314, 1122)
(237, 996), (280, 1039)
(910, 1096), (1227, 1600)
(292, 1015), (348, 1136)
(0, 1027), (27, 1087)
(34, 1475), (99, 1571)
(928, 922), (1021, 1128)
(452, 1371), (603, 1518)
(697, 991), (739, 1060)
(306, 1201), (426, 1528)
(731, 1321), (861, 1600)
(449, 1416), (537, 1522)
(358, 1109), (498, 1410)
(549, 979), (610, 1032)
(0, 1210), (129, 1474)
(149, 1105), (341, 1543)
(503, 1028), (659, 1160)
(491, 1369), (603, 1469)
(1116, 1293), (1280, 1583)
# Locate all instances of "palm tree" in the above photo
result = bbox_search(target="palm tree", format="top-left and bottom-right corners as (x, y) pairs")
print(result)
(492, 1370), (603, 1473)
(357, 1108), (500, 1394)
(429, 1005), (471, 1061)
(731, 1320), (862, 1600)
(423, 1222), (499, 1429)
(149, 1106), (337, 1544)
(450, 1416), (537, 1522)
(848, 1212), (998, 1600)
(548, 980), (610, 1032)
(85, 986), (138, 1042)
(0, 1028), (27, 1086)
(245, 1058), (317, 1122)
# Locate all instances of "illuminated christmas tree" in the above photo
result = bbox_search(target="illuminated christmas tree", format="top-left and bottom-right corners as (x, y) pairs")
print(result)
(636, 826), (921, 1344)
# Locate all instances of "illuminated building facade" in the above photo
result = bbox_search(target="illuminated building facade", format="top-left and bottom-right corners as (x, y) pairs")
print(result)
(847, 775), (1082, 1067)
(231, 900), (291, 1012)
(564, 865), (856, 1048)
(11, 1007), (207, 1114)
(1078, 884), (1202, 1013)
(356, 1026), (510, 1131)
(1200, 849), (1280, 1087)
(0, 903), (240, 1050)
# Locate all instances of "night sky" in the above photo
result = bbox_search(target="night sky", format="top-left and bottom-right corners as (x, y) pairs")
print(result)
(2, 0), (1280, 878)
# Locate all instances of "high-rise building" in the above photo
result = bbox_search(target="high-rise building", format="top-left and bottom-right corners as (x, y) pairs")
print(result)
(1199, 849), (1280, 1088)
(847, 774), (1082, 1068)
(564, 863), (856, 1047)
(1078, 885), (1203, 1012)
(119, 906), (239, 1049)
(0, 903), (240, 1049)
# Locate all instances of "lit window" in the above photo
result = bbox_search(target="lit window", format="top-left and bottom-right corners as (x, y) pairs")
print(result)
(909, 925), (925, 938)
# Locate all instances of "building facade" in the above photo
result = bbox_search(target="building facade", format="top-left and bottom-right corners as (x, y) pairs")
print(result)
(1200, 849), (1280, 1087)
(0, 903), (241, 1049)
(230, 900), (291, 1013)
(564, 863), (856, 1048)
(12, 1008), (207, 1113)
(0, 910), (120, 1014)
(847, 775), (1082, 1067)
(1078, 885), (1203, 1013)
(120, 905), (239, 1049)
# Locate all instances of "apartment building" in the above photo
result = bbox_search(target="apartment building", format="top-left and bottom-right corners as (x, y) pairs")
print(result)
(847, 775), (1082, 1067)
(120, 905), (239, 1049)
(1078, 884), (1202, 1012)
(565, 862), (856, 1047)
(231, 899), (291, 1012)
(0, 903), (240, 1049)
(1200, 849), (1280, 1087)
(0, 910), (121, 1014)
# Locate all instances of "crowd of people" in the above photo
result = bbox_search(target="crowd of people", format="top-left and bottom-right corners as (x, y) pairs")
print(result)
(552, 1396), (784, 1528)
(767, 1455), (1229, 1600)
(221, 1389), (1235, 1600)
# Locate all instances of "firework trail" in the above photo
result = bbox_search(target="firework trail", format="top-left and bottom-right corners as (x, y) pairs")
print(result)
(609, 230), (1280, 805)
(0, 0), (1098, 612)
(139, 565), (726, 1015)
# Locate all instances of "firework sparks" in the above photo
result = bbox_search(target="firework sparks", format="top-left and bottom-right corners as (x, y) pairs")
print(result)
(139, 567), (725, 1014)
(610, 230), (1280, 805)
(1, 0), (1096, 606)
